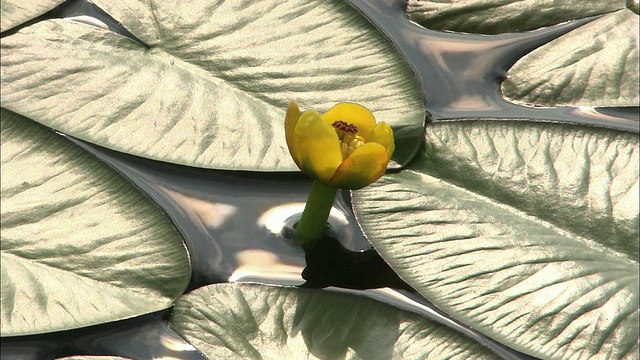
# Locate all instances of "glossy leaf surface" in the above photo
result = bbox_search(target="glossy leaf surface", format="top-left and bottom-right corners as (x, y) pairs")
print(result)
(171, 283), (499, 359)
(353, 120), (639, 359)
(1, 109), (191, 336)
(0, 0), (424, 171)
(503, 9), (640, 107)
(0, 0), (64, 32)
(406, 0), (624, 34)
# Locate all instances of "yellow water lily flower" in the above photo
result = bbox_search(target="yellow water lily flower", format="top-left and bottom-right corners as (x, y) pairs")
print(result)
(285, 101), (395, 190)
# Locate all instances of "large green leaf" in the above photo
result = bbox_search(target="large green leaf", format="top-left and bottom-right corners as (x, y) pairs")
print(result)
(352, 120), (639, 359)
(0, 0), (64, 32)
(406, 0), (624, 34)
(503, 9), (640, 107)
(0, 109), (191, 336)
(170, 283), (498, 359)
(420, 120), (639, 257)
(0, 0), (424, 171)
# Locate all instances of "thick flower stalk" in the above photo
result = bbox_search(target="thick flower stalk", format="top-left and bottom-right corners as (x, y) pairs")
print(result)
(285, 101), (394, 244)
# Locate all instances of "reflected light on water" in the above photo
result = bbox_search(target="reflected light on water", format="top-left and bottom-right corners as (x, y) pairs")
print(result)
(158, 332), (197, 353)
(257, 202), (350, 236)
(578, 106), (597, 116)
(572, 106), (639, 127)
(229, 249), (305, 286)
(66, 15), (109, 29)
(444, 94), (500, 111)
(258, 202), (306, 234)
(163, 189), (238, 229)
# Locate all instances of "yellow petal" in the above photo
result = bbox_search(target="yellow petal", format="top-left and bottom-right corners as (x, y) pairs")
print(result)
(328, 142), (389, 190)
(294, 110), (343, 183)
(368, 121), (395, 158)
(321, 102), (377, 140)
(284, 101), (302, 168)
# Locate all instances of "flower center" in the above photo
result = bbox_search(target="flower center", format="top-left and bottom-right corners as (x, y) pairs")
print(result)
(332, 120), (365, 159)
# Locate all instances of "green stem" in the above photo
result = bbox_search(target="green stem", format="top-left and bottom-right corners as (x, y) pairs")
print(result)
(295, 180), (338, 246)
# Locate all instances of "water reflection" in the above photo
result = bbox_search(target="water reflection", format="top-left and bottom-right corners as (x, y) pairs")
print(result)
(230, 249), (305, 286)
(257, 202), (355, 246)
(574, 106), (640, 127)
(165, 191), (238, 230)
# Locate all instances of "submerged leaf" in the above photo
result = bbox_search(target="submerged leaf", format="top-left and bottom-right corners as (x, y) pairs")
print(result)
(353, 120), (639, 359)
(0, 109), (191, 336)
(0, 0), (424, 171)
(171, 283), (498, 359)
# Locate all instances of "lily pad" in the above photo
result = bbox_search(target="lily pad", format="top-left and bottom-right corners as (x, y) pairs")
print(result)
(421, 120), (639, 257)
(0, 0), (64, 32)
(503, 9), (640, 107)
(406, 0), (624, 34)
(352, 120), (639, 359)
(0, 0), (424, 171)
(170, 283), (498, 359)
(0, 109), (191, 336)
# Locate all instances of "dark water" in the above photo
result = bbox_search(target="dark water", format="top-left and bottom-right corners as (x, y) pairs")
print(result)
(2, 0), (638, 359)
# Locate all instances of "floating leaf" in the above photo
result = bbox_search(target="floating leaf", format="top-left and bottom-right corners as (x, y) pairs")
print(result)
(420, 120), (639, 257)
(171, 283), (498, 359)
(406, 0), (624, 34)
(0, 0), (64, 32)
(0, 0), (424, 171)
(1, 109), (191, 336)
(503, 9), (639, 107)
(353, 120), (639, 359)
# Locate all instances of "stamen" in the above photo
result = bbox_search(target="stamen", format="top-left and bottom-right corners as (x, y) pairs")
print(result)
(332, 120), (358, 134)
(332, 120), (363, 159)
